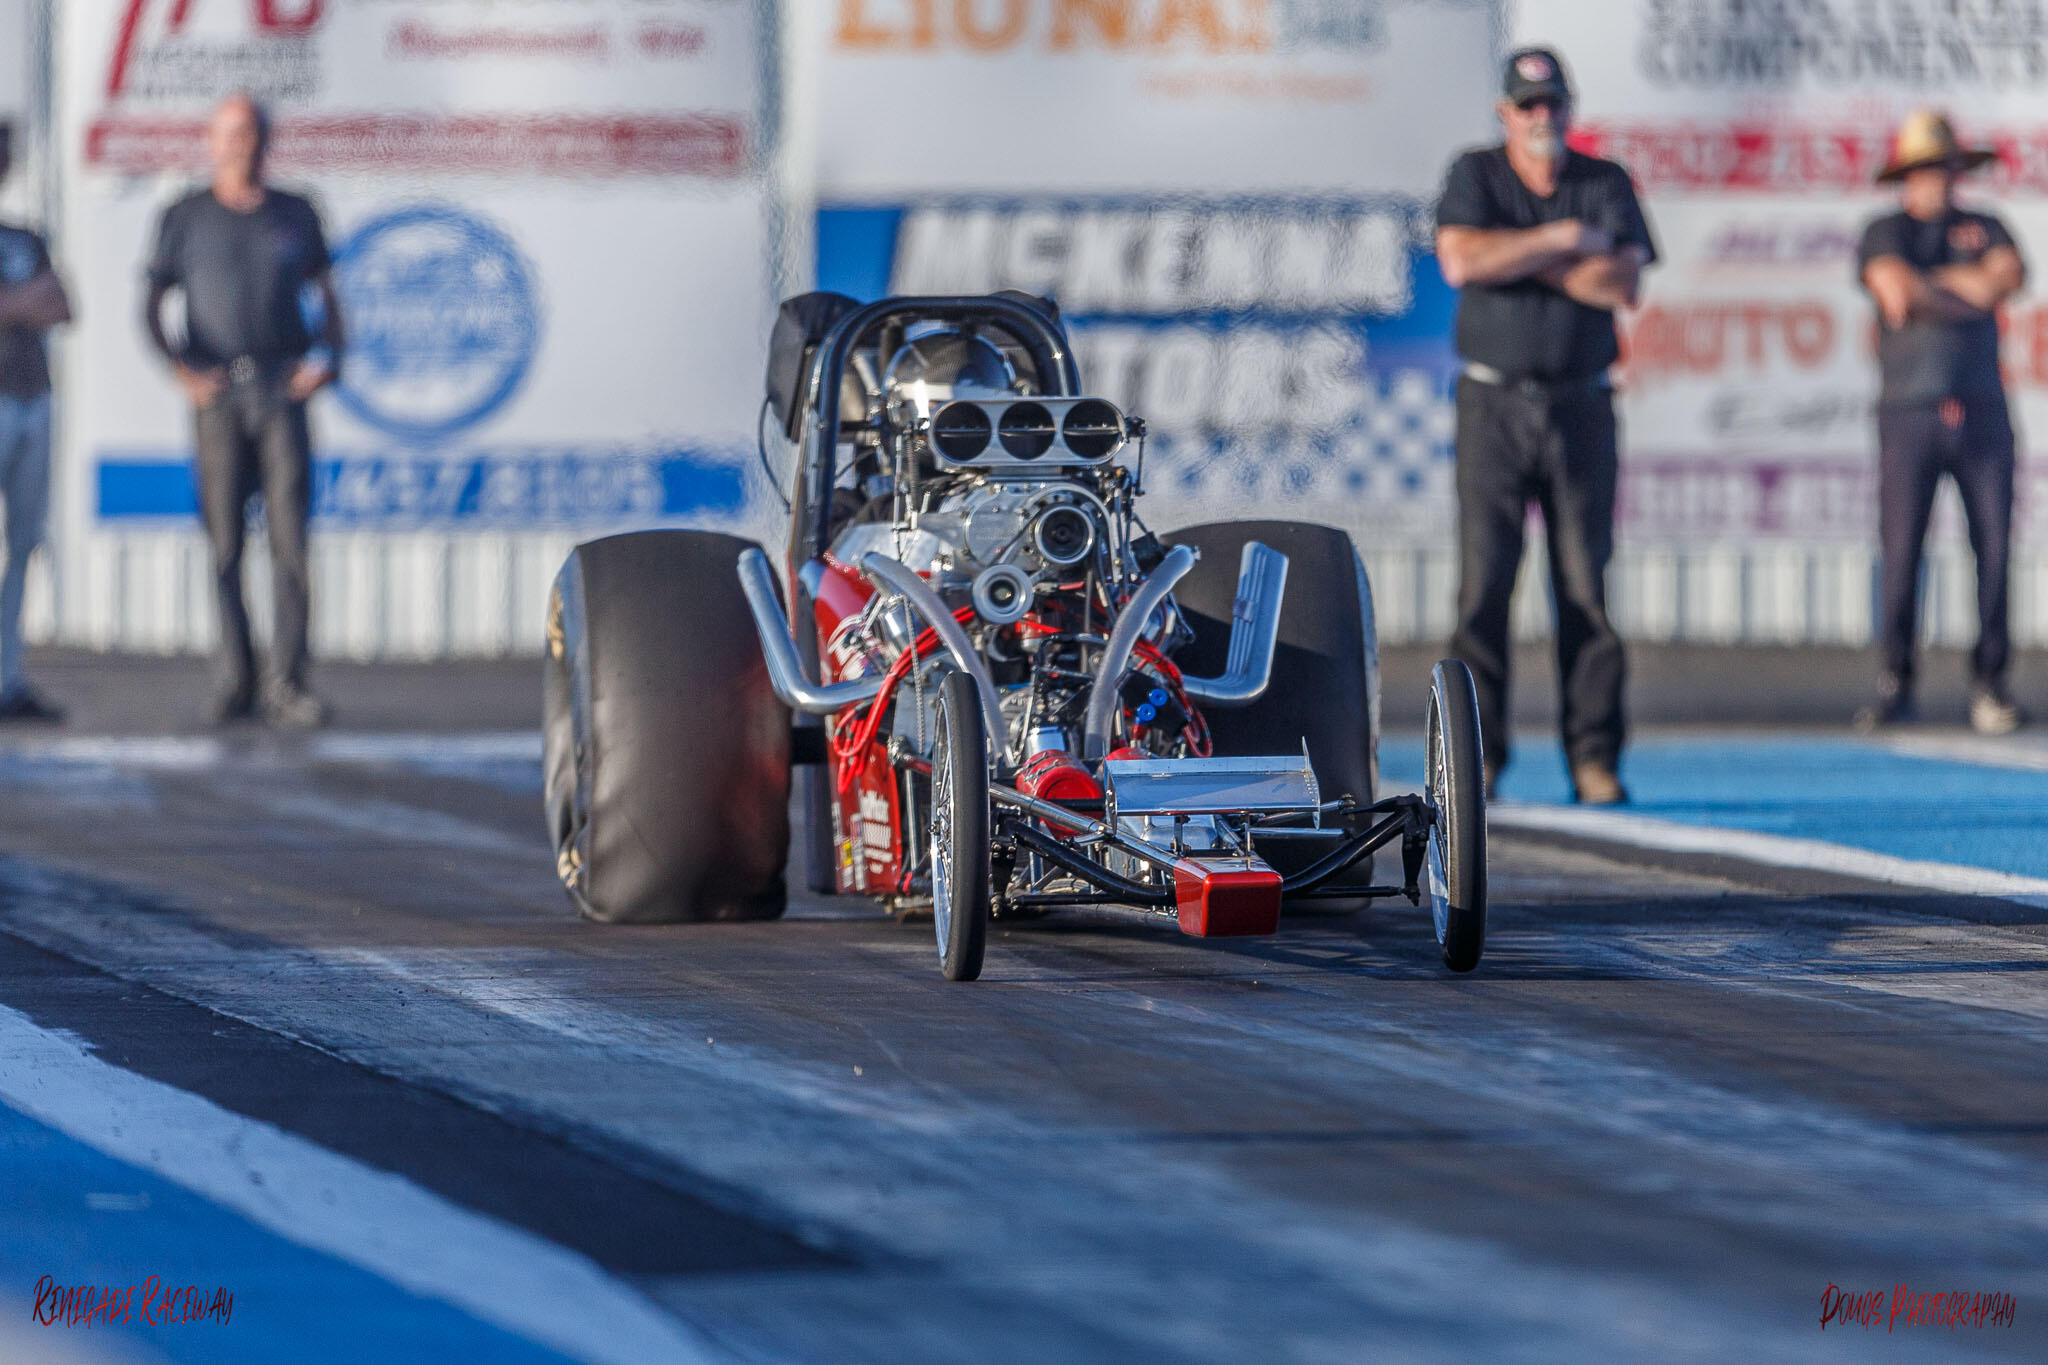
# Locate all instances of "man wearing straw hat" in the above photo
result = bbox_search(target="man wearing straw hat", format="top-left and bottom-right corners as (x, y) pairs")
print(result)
(1855, 110), (2028, 734)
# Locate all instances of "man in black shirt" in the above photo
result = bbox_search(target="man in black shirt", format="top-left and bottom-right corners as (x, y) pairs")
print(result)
(1434, 48), (1656, 804)
(1853, 110), (2027, 735)
(145, 94), (344, 728)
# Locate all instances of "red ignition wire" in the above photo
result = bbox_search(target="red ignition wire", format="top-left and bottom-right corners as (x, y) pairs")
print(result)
(1015, 616), (1213, 757)
(831, 605), (978, 793)
(838, 598), (1212, 774)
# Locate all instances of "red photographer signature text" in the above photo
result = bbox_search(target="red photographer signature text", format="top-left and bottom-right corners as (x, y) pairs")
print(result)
(32, 1275), (233, 1328)
(1821, 1282), (2016, 1331)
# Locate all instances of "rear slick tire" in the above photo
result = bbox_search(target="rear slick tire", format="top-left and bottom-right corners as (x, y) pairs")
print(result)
(929, 668), (991, 982)
(1169, 520), (1379, 904)
(543, 530), (790, 924)
(1426, 659), (1487, 972)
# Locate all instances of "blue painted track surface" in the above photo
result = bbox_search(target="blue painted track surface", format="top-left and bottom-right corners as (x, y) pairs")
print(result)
(0, 1102), (572, 1364)
(1382, 731), (2048, 878)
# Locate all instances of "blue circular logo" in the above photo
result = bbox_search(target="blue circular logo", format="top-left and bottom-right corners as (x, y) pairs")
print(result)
(331, 205), (540, 442)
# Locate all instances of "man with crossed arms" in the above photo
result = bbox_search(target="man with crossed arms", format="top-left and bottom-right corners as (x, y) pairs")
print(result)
(1434, 47), (1656, 804)
(1854, 110), (2028, 736)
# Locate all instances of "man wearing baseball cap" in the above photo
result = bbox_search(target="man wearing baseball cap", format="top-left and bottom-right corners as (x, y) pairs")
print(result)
(1854, 110), (2028, 735)
(1435, 47), (1657, 804)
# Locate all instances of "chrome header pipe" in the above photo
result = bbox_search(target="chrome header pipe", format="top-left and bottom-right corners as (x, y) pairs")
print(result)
(857, 553), (1009, 754)
(1082, 544), (1196, 761)
(736, 547), (885, 715)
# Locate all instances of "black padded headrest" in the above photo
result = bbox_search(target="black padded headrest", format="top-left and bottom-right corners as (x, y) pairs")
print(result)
(992, 289), (1061, 324)
(766, 291), (861, 435)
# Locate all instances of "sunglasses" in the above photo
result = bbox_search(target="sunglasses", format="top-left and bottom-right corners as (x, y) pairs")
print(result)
(1514, 96), (1566, 115)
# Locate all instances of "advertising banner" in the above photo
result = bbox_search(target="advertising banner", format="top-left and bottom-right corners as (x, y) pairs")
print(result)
(0, 0), (23, 118)
(52, 0), (787, 652)
(0, 0), (35, 223)
(807, 0), (1500, 542)
(1518, 0), (2048, 544)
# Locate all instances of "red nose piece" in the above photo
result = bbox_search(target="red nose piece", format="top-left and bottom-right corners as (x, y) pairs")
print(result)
(1172, 858), (1283, 937)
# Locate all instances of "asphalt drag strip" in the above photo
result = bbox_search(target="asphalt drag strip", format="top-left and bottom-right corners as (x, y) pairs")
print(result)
(0, 731), (2042, 1361)
(0, 925), (847, 1280)
(0, 990), (718, 1365)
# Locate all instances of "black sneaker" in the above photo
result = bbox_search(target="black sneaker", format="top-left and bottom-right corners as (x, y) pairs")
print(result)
(1853, 676), (1915, 732)
(0, 686), (64, 724)
(262, 684), (329, 731)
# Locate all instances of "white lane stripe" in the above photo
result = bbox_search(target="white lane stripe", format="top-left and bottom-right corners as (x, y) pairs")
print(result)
(0, 733), (540, 771)
(0, 1005), (723, 1365)
(1489, 800), (2048, 908)
(309, 732), (541, 765)
(0, 737), (228, 768)
(1880, 731), (2048, 773)
(261, 792), (538, 858)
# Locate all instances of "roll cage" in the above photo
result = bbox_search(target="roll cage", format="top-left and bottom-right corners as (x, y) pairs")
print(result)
(782, 294), (1083, 571)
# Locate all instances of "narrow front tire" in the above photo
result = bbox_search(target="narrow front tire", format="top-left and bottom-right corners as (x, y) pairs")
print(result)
(929, 668), (991, 982)
(1426, 659), (1487, 972)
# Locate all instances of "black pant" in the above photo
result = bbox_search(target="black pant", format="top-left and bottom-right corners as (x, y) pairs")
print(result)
(194, 377), (312, 699)
(1450, 375), (1626, 775)
(1876, 396), (2014, 689)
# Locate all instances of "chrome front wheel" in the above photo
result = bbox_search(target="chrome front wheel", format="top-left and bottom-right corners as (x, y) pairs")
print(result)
(1425, 659), (1487, 972)
(928, 668), (990, 981)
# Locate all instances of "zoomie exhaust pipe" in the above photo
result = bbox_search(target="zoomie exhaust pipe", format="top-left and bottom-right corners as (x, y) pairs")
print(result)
(1082, 544), (1195, 761)
(735, 547), (886, 715)
(1082, 541), (1288, 759)
(1179, 541), (1288, 706)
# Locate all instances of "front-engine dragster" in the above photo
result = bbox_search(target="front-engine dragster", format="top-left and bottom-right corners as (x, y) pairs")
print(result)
(543, 293), (1486, 981)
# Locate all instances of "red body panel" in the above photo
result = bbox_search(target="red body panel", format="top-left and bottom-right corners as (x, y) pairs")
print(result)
(810, 555), (902, 895)
(814, 554), (876, 681)
(1172, 857), (1283, 937)
(835, 747), (902, 894)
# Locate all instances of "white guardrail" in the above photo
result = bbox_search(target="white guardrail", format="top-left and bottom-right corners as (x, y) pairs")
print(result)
(19, 533), (2040, 660)
(1364, 542), (2038, 651)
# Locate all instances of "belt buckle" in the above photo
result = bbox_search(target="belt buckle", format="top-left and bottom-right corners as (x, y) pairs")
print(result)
(228, 356), (258, 384)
